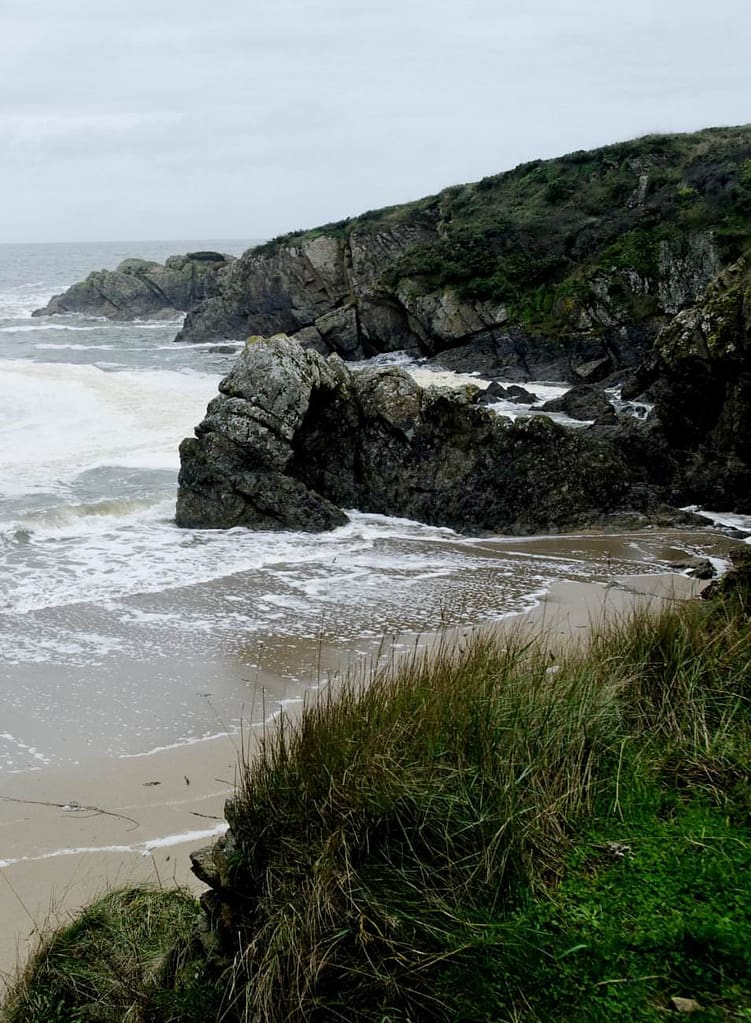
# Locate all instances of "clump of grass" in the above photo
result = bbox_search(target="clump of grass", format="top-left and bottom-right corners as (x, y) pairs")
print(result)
(1, 887), (202, 1023)
(218, 596), (751, 1021)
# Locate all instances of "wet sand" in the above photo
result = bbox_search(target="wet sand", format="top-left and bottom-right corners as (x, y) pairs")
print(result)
(0, 538), (731, 983)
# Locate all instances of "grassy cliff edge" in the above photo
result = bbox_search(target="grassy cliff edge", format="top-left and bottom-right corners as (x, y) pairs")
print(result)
(4, 559), (751, 1022)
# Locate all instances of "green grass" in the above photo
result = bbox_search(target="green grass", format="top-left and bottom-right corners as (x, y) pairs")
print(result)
(211, 593), (751, 1022)
(0, 887), (207, 1023)
(4, 581), (751, 1022)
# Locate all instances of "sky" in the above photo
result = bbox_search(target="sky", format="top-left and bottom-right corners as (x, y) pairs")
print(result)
(2, 0), (750, 243)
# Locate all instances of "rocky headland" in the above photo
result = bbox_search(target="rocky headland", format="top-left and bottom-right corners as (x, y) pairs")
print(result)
(173, 126), (751, 531)
(33, 126), (751, 531)
(172, 126), (751, 383)
(32, 251), (235, 320)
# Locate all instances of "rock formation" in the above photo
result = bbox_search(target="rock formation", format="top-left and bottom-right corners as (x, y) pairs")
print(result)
(32, 251), (235, 320)
(176, 335), (669, 534)
(172, 126), (751, 389)
(177, 246), (751, 533)
(641, 258), (751, 510)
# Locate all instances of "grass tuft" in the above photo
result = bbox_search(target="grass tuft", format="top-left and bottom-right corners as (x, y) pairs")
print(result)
(1, 887), (202, 1023)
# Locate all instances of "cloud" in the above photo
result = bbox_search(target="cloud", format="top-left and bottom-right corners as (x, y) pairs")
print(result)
(2, 0), (750, 241)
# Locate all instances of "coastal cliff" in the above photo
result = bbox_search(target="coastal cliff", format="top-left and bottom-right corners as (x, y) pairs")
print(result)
(173, 126), (751, 532)
(175, 254), (751, 532)
(176, 126), (751, 384)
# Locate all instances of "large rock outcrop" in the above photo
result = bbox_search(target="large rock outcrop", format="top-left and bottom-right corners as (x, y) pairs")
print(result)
(32, 251), (235, 320)
(647, 258), (751, 509)
(176, 335), (664, 534)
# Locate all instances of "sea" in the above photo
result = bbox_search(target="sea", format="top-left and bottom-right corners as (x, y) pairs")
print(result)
(0, 241), (743, 774)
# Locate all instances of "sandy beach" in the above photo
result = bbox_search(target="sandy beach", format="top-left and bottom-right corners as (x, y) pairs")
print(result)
(0, 554), (714, 984)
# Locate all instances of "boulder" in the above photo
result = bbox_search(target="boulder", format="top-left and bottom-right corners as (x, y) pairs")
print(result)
(477, 382), (539, 406)
(538, 384), (615, 422)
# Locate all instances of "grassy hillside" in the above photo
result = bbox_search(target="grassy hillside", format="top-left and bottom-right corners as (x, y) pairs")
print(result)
(4, 560), (751, 1022)
(258, 125), (751, 334)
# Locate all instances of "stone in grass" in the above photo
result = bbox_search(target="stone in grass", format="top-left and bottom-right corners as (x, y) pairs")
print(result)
(670, 996), (703, 1013)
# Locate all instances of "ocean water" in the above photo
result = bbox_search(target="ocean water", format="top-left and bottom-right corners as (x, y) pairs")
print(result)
(0, 242), (740, 773)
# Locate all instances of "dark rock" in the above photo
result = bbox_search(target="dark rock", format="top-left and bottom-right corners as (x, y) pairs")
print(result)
(538, 384), (615, 421)
(647, 258), (751, 510)
(427, 334), (569, 382)
(620, 354), (661, 400)
(186, 250), (228, 262)
(686, 558), (716, 579)
(477, 382), (539, 406)
(702, 546), (751, 609)
(572, 355), (613, 383)
(506, 384), (539, 404)
(176, 336), (350, 531)
(176, 334), (666, 535)
(190, 844), (223, 890)
(33, 252), (235, 321)
(477, 381), (509, 405)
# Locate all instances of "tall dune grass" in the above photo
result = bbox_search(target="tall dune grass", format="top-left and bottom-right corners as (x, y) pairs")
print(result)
(3, 594), (750, 1022)
(220, 599), (751, 1021)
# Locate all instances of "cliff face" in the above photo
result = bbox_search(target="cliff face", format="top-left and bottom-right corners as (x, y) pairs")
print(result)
(650, 258), (751, 509)
(176, 126), (751, 382)
(33, 251), (234, 321)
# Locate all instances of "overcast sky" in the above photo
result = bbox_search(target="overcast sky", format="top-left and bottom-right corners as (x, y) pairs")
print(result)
(2, 0), (750, 243)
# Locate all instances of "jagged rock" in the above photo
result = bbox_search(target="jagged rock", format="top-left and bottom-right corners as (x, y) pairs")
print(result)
(190, 832), (238, 893)
(426, 333), (576, 382)
(658, 231), (721, 313)
(702, 546), (751, 609)
(32, 251), (235, 321)
(176, 336), (349, 530)
(686, 558), (716, 580)
(477, 382), (539, 406)
(572, 355), (613, 383)
(538, 384), (615, 422)
(506, 384), (539, 403)
(477, 381), (509, 404)
(176, 334), (666, 535)
(620, 354), (661, 401)
(648, 258), (751, 509)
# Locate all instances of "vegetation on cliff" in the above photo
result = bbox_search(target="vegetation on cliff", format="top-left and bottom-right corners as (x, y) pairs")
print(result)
(5, 564), (751, 1022)
(253, 124), (751, 336)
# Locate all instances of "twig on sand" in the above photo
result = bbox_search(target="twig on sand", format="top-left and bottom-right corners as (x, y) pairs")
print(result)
(0, 795), (139, 831)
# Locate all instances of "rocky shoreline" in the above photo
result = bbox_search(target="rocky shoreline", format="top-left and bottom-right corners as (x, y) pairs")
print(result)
(175, 334), (682, 534)
(32, 127), (751, 530)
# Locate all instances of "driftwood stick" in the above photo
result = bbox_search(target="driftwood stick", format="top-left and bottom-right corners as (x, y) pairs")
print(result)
(0, 795), (139, 831)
